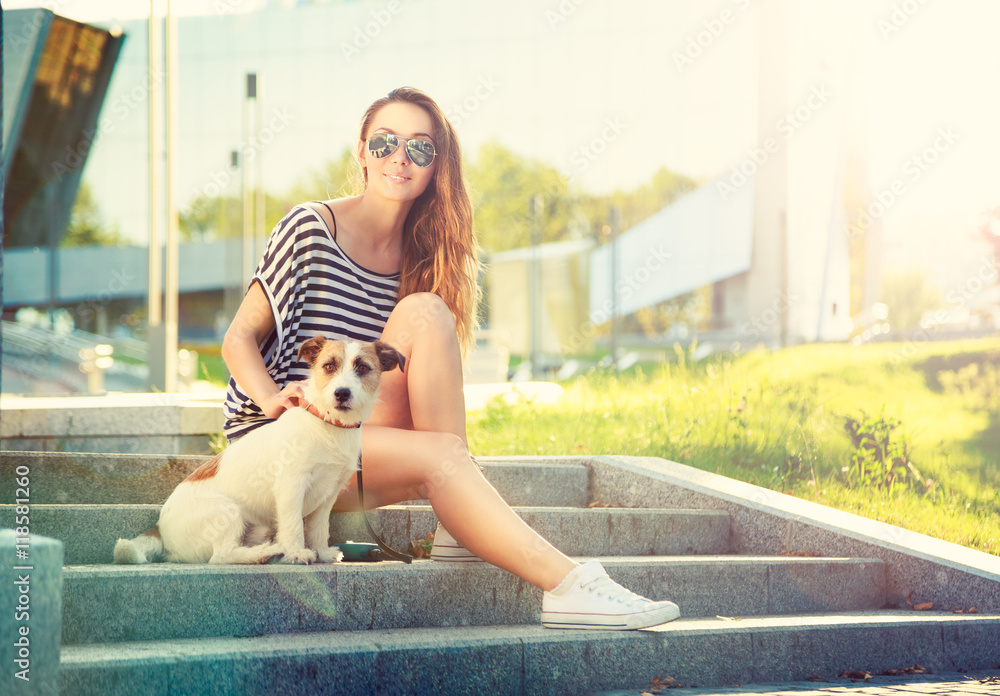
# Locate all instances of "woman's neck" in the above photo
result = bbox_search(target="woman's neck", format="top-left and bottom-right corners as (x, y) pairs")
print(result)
(354, 193), (412, 247)
(329, 193), (410, 274)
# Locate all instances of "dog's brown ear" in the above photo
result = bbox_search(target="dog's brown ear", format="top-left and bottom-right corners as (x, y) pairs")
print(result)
(297, 336), (326, 366)
(374, 340), (406, 373)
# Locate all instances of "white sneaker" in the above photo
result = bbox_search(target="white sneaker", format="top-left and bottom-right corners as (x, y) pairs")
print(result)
(429, 522), (483, 562)
(541, 560), (680, 630)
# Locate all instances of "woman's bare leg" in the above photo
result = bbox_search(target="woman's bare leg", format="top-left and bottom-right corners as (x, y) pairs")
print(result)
(335, 292), (577, 591)
(342, 426), (575, 591)
(367, 292), (469, 445)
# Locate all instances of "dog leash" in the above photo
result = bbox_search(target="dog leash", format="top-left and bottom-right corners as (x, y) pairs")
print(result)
(355, 450), (413, 564)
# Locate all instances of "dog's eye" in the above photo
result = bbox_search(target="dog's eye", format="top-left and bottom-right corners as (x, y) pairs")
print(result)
(323, 362), (336, 374)
(355, 363), (370, 376)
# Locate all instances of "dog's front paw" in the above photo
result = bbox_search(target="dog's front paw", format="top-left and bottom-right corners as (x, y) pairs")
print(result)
(279, 547), (318, 565)
(316, 546), (344, 563)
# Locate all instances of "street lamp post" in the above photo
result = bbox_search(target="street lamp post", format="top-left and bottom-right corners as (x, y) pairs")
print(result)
(163, 0), (179, 392)
(147, 0), (179, 392)
(529, 194), (544, 380)
(147, 0), (164, 390)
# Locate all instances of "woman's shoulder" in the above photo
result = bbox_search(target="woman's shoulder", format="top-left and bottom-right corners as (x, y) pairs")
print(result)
(285, 202), (327, 227)
(297, 198), (360, 238)
(257, 206), (331, 270)
(266, 203), (337, 243)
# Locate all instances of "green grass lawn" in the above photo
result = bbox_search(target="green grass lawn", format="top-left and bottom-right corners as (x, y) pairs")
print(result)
(467, 337), (1000, 556)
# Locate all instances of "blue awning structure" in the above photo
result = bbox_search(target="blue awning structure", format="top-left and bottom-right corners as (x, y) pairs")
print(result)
(2, 9), (125, 249)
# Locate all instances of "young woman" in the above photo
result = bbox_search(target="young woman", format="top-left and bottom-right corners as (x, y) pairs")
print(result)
(220, 86), (679, 630)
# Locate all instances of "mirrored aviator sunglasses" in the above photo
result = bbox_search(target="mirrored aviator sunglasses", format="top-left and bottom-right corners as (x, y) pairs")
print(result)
(366, 132), (437, 168)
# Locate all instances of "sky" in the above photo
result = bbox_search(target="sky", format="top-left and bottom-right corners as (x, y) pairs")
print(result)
(6, 0), (1000, 263)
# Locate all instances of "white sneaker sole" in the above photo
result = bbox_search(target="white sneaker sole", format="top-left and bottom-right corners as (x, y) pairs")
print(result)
(429, 523), (483, 562)
(429, 544), (483, 562)
(541, 603), (681, 630)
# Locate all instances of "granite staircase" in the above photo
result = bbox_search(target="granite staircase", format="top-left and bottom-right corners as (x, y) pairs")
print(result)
(2, 450), (998, 696)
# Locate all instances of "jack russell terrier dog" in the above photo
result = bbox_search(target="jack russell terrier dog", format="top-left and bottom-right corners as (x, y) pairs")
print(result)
(114, 337), (405, 565)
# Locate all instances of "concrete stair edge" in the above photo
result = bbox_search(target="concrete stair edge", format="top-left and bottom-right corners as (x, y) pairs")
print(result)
(58, 556), (889, 644)
(588, 455), (1000, 614)
(0, 394), (225, 439)
(0, 451), (591, 507)
(1, 503), (732, 565)
(58, 614), (1000, 696)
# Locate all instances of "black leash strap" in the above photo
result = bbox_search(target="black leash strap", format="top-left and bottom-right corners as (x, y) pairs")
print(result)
(356, 452), (412, 563)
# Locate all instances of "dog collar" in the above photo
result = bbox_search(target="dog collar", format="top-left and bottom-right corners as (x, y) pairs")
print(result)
(301, 400), (361, 429)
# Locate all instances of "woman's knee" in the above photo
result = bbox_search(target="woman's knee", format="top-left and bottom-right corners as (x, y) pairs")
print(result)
(384, 293), (457, 349)
(415, 432), (470, 492)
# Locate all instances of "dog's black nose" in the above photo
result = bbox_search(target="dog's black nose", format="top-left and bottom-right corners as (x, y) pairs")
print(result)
(334, 387), (351, 404)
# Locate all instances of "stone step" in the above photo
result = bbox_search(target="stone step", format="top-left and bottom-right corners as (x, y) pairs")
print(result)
(0, 392), (226, 455)
(58, 612), (1000, 696)
(59, 556), (886, 644)
(0, 452), (590, 507)
(1, 504), (732, 565)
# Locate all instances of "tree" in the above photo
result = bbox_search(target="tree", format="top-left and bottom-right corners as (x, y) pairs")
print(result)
(577, 166), (698, 244)
(285, 148), (359, 204)
(179, 190), (291, 242)
(180, 193), (240, 241)
(178, 149), (357, 243)
(62, 180), (127, 246)
(978, 206), (1000, 278)
(466, 141), (576, 253)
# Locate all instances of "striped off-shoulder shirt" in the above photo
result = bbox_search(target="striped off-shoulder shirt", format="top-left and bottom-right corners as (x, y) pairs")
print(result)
(222, 204), (400, 440)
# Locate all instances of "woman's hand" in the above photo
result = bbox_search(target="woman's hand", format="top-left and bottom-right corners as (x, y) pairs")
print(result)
(260, 380), (306, 419)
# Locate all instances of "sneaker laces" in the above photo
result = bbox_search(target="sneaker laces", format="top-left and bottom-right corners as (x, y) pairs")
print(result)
(580, 574), (649, 607)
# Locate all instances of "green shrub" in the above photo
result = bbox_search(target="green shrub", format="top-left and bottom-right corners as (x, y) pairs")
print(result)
(842, 410), (922, 492)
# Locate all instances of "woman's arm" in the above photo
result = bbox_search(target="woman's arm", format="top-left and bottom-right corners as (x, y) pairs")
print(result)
(221, 281), (303, 419)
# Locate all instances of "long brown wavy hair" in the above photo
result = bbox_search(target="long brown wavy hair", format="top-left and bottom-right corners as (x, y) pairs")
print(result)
(354, 87), (482, 357)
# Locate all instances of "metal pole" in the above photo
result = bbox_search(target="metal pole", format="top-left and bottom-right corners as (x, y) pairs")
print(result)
(147, 0), (161, 329)
(529, 194), (543, 380)
(609, 206), (620, 373)
(242, 73), (256, 292)
(48, 212), (57, 325)
(147, 0), (165, 390)
(224, 149), (240, 325)
(254, 73), (264, 267)
(163, 0), (179, 391)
